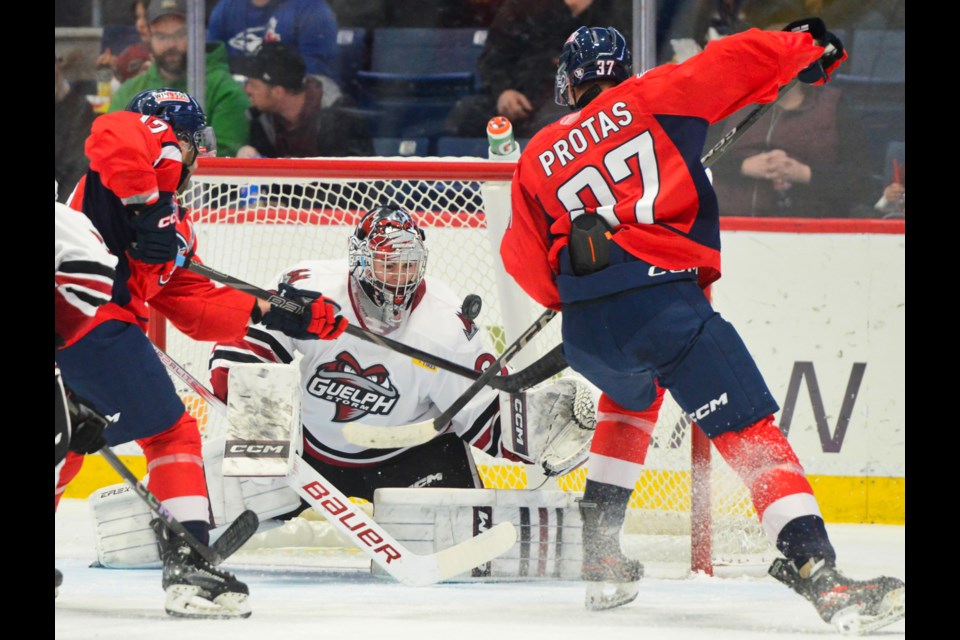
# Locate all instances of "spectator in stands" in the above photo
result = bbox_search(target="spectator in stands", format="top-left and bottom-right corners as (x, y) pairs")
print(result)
(55, 53), (98, 203)
(444, 0), (632, 139)
(235, 41), (373, 158)
(709, 61), (874, 218)
(110, 0), (251, 158)
(97, 1), (153, 84)
(207, 0), (343, 107)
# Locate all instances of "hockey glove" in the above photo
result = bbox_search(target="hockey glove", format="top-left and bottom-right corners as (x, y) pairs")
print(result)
(784, 18), (847, 85)
(260, 283), (349, 340)
(127, 197), (183, 264)
(66, 391), (109, 455)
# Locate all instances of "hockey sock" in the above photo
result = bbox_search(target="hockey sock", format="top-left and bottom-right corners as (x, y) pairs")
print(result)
(137, 412), (211, 545)
(585, 387), (662, 481)
(713, 416), (827, 547)
(55, 451), (85, 510)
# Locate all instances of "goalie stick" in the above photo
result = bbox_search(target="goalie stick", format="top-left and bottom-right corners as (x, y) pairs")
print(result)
(153, 343), (519, 586)
(97, 445), (259, 566)
(174, 257), (564, 392)
(342, 308), (557, 449)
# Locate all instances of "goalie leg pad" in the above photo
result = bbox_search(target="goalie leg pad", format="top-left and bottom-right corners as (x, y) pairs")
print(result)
(373, 488), (584, 580)
(89, 483), (162, 568)
(204, 435), (303, 539)
(501, 376), (598, 476)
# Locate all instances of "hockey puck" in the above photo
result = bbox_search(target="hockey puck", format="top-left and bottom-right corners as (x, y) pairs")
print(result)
(461, 294), (482, 320)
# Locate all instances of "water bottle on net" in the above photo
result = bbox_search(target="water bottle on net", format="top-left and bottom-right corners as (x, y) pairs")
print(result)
(487, 116), (520, 161)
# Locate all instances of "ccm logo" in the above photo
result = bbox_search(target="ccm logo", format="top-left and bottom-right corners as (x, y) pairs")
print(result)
(157, 212), (179, 228)
(688, 392), (729, 421)
(302, 480), (401, 563)
(512, 394), (528, 455)
(225, 442), (288, 457)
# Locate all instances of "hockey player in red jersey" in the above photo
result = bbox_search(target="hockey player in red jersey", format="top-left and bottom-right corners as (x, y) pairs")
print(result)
(55, 193), (117, 596)
(500, 20), (904, 632)
(55, 88), (347, 618)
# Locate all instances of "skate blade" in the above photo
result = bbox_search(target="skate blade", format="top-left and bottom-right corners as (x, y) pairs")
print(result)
(164, 584), (252, 619)
(831, 587), (905, 636)
(585, 581), (640, 611)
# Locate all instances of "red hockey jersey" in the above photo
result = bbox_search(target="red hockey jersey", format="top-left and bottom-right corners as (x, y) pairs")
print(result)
(501, 29), (826, 310)
(65, 111), (254, 346)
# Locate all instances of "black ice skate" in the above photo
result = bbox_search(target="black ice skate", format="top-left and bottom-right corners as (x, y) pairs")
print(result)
(580, 501), (643, 611)
(152, 518), (252, 619)
(55, 568), (62, 598)
(769, 557), (905, 635)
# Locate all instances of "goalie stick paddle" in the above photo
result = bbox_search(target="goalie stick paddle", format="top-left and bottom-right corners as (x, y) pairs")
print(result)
(341, 308), (557, 449)
(153, 343), (519, 585)
(175, 257), (560, 393)
(97, 445), (259, 566)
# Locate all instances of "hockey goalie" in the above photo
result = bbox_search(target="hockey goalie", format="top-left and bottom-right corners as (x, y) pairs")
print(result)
(89, 204), (598, 581)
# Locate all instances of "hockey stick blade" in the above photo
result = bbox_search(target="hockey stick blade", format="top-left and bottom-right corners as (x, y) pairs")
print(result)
(211, 509), (260, 561)
(177, 257), (561, 393)
(342, 309), (558, 449)
(289, 455), (516, 586)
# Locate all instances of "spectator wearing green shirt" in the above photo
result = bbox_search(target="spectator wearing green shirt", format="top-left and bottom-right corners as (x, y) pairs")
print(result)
(110, 0), (250, 157)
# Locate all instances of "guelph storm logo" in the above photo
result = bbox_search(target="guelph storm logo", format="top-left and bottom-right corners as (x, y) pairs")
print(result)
(307, 351), (399, 422)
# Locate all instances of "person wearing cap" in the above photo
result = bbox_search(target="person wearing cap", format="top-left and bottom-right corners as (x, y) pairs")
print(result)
(207, 0), (342, 107)
(109, 0), (251, 158)
(235, 41), (372, 159)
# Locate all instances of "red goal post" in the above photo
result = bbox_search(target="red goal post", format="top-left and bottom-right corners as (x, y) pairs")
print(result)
(151, 156), (773, 576)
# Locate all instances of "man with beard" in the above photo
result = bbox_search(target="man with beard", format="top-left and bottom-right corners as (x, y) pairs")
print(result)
(110, 0), (250, 157)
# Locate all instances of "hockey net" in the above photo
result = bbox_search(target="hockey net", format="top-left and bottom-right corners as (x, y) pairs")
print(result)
(155, 157), (775, 576)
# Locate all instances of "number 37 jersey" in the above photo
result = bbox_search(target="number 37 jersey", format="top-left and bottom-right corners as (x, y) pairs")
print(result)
(502, 28), (826, 310)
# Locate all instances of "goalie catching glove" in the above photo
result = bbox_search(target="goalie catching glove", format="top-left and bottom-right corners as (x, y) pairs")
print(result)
(500, 376), (597, 476)
(259, 282), (349, 340)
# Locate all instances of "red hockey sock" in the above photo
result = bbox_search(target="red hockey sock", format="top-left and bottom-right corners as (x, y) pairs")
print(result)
(585, 387), (664, 489)
(712, 416), (822, 540)
(55, 451), (85, 511)
(137, 412), (210, 530)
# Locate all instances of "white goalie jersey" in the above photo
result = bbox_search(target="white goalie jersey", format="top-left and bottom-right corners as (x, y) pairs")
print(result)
(209, 259), (513, 466)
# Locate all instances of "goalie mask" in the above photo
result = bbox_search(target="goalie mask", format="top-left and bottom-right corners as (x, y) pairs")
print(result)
(348, 205), (428, 330)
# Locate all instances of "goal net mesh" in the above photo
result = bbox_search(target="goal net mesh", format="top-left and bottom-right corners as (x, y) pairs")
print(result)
(160, 157), (775, 573)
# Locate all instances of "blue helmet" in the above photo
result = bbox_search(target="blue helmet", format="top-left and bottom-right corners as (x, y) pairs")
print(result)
(126, 88), (216, 156)
(555, 26), (632, 107)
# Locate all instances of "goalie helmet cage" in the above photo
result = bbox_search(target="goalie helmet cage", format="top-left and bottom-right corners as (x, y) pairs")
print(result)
(149, 156), (775, 576)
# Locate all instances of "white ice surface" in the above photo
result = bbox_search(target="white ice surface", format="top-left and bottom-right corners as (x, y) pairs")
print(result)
(55, 498), (904, 639)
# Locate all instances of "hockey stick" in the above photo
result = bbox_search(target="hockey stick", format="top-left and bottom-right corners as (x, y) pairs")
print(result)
(175, 256), (562, 393)
(700, 79), (799, 169)
(97, 445), (259, 566)
(153, 343), (518, 586)
(341, 308), (557, 449)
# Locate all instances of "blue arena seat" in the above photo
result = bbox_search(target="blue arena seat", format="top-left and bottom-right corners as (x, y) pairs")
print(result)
(356, 28), (488, 139)
(336, 28), (369, 100)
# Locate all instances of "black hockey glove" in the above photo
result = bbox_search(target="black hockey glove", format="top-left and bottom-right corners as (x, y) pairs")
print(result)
(127, 197), (183, 264)
(65, 391), (109, 455)
(784, 18), (847, 85)
(260, 283), (349, 340)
